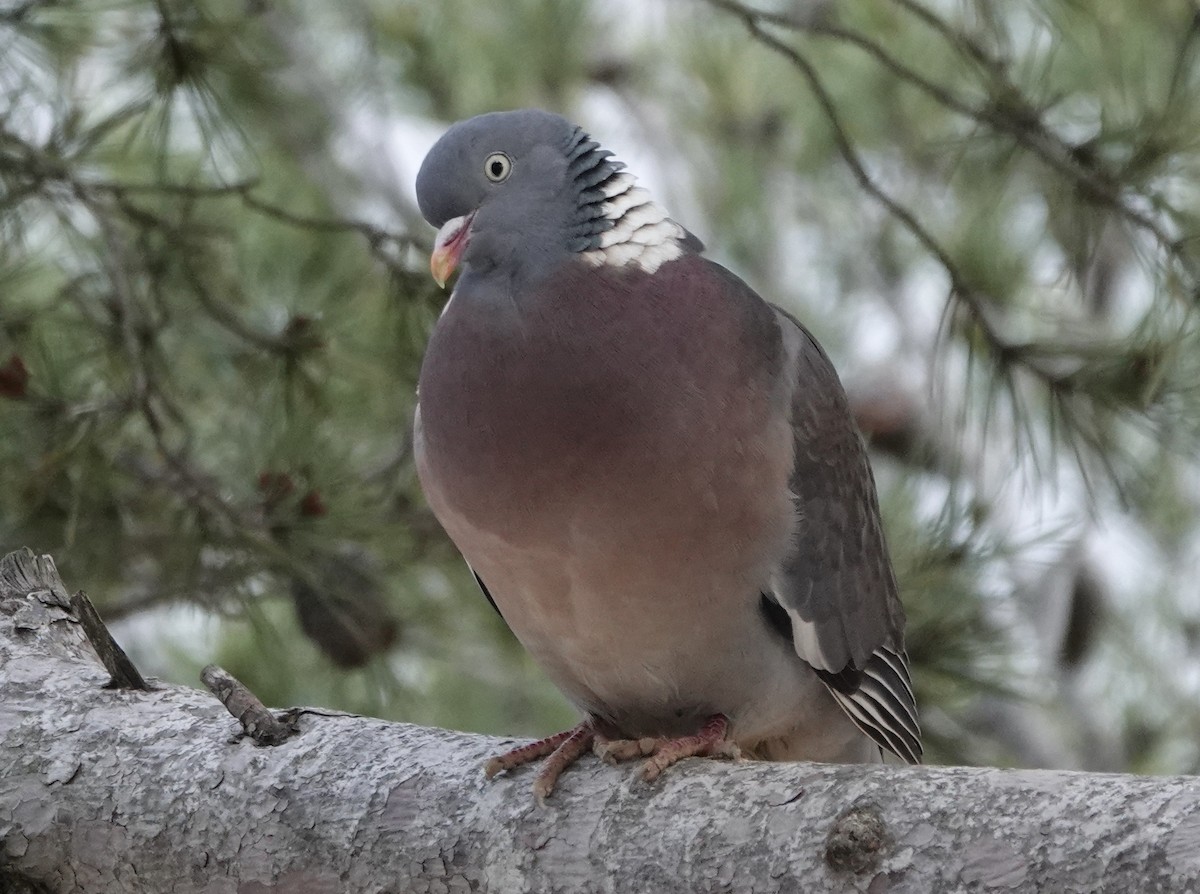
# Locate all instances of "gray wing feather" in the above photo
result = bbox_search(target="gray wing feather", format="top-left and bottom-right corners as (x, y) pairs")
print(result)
(769, 307), (922, 763)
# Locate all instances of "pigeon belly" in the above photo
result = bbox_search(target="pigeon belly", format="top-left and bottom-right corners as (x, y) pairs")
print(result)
(416, 257), (863, 756)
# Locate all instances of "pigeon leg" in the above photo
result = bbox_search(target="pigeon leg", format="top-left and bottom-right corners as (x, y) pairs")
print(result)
(484, 719), (597, 800)
(594, 714), (741, 782)
(531, 722), (596, 802)
(485, 726), (578, 778)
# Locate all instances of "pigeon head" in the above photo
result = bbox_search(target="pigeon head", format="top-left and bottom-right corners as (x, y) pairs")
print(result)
(415, 109), (697, 289)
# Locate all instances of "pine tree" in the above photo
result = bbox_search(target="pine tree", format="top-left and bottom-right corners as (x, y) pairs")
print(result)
(3, 0), (1199, 771)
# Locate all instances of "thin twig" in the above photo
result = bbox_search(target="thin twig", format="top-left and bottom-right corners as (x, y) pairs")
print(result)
(703, 0), (1184, 497)
(701, 0), (1200, 415)
(885, 0), (1008, 77)
(69, 590), (152, 691)
(201, 664), (300, 746)
(3, 122), (421, 278)
(704, 0), (1015, 356)
(704, 0), (1185, 267)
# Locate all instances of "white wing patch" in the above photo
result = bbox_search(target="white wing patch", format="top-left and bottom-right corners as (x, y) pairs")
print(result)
(580, 175), (686, 274)
(790, 614), (838, 671)
(779, 581), (842, 672)
(776, 588), (921, 763)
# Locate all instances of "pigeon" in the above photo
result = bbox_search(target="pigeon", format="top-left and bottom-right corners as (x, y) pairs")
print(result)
(413, 109), (920, 799)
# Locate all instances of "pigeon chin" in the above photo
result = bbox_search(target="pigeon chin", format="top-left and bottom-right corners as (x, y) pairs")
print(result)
(430, 212), (475, 288)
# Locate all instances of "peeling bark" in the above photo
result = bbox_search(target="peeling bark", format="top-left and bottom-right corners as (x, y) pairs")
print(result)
(2, 548), (1200, 893)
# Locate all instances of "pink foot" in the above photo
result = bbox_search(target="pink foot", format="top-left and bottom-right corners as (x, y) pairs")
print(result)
(484, 719), (597, 801)
(594, 714), (741, 782)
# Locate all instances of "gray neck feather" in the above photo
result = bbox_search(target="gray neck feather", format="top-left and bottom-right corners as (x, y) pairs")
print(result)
(562, 127), (624, 252)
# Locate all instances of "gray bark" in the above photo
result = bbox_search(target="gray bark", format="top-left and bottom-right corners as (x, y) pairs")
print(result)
(2, 548), (1199, 894)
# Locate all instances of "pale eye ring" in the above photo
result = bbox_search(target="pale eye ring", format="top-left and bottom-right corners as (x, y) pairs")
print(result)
(484, 152), (512, 182)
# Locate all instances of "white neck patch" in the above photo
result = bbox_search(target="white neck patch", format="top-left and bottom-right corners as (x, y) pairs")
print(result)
(579, 172), (686, 274)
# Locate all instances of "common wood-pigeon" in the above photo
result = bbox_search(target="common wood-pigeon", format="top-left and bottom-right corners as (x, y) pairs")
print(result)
(414, 109), (921, 799)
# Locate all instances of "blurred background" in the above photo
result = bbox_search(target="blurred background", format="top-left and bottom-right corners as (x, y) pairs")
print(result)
(3, 0), (1200, 772)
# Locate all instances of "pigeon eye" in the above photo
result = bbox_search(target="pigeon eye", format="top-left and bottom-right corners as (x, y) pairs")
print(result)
(484, 152), (512, 182)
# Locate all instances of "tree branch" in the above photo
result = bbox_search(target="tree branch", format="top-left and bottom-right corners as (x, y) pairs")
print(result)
(704, 0), (1189, 268)
(3, 548), (1200, 893)
(702, 0), (1191, 494)
(703, 0), (1021, 362)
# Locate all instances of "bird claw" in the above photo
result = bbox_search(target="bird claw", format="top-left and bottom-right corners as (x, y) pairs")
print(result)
(483, 720), (596, 801)
(639, 736), (741, 782)
(595, 714), (741, 783)
(483, 727), (577, 780)
(593, 736), (658, 763)
(484, 714), (738, 799)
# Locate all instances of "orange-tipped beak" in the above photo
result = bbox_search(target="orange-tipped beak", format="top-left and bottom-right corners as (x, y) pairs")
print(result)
(430, 213), (473, 288)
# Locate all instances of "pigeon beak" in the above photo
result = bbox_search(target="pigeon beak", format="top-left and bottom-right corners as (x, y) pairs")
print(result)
(430, 213), (474, 289)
